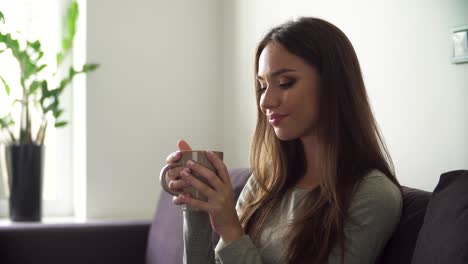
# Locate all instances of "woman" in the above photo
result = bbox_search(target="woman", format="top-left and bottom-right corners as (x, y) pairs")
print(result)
(166, 17), (402, 264)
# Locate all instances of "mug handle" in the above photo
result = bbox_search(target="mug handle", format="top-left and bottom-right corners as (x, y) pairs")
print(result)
(159, 163), (183, 196)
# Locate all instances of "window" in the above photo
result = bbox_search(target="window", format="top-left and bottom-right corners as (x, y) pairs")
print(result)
(0, 0), (76, 217)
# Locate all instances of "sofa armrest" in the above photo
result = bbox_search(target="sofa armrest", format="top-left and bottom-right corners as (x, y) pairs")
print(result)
(0, 220), (151, 264)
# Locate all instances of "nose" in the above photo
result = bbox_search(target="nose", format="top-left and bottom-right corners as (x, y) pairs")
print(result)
(259, 86), (280, 112)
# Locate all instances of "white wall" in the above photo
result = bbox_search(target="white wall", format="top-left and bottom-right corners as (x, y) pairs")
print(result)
(222, 0), (468, 192)
(86, 0), (222, 219)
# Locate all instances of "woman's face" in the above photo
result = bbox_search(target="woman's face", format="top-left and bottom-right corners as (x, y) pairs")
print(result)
(257, 42), (321, 141)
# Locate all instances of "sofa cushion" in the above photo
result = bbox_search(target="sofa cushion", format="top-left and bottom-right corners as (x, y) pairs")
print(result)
(145, 168), (251, 264)
(411, 170), (468, 264)
(378, 186), (431, 264)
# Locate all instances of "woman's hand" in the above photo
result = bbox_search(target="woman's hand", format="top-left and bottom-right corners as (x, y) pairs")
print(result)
(164, 139), (193, 195)
(166, 140), (244, 244)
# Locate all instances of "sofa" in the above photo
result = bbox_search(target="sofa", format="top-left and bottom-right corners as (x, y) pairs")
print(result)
(0, 168), (467, 264)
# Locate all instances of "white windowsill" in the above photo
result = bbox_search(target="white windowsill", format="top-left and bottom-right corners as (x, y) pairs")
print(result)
(0, 217), (87, 226)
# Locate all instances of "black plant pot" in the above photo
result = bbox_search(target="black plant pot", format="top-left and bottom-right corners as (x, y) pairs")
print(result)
(5, 144), (44, 222)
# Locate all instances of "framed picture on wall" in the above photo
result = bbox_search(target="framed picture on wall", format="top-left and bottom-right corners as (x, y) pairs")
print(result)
(452, 25), (468, 64)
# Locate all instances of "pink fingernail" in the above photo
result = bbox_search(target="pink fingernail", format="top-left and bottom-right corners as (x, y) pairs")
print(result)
(186, 160), (194, 167)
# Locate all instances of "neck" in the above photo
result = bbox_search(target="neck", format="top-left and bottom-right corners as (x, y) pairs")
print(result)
(296, 133), (321, 189)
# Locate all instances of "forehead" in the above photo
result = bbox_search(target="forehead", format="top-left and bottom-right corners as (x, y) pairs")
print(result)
(258, 42), (305, 76)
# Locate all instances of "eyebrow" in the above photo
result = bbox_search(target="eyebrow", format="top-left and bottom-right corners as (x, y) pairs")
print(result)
(256, 68), (297, 80)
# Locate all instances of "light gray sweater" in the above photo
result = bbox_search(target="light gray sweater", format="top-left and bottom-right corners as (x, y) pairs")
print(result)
(183, 169), (402, 264)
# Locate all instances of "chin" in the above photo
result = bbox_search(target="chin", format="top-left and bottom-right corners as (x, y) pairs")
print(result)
(273, 128), (299, 141)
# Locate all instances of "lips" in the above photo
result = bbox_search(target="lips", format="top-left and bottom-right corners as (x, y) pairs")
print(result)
(268, 113), (288, 126)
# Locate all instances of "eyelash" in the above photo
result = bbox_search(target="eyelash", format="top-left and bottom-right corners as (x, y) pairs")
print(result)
(279, 80), (295, 88)
(257, 80), (296, 94)
(257, 87), (266, 94)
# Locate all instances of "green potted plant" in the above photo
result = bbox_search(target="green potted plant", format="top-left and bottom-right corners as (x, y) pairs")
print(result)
(0, 2), (99, 221)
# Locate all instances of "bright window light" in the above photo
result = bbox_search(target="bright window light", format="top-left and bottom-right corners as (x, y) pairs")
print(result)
(0, 0), (73, 217)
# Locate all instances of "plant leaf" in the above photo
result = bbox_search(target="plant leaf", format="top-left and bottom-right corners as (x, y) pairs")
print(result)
(0, 11), (4, 24)
(0, 118), (8, 129)
(39, 80), (49, 100)
(58, 78), (70, 92)
(37, 64), (47, 73)
(29, 40), (41, 51)
(3, 33), (21, 62)
(0, 75), (11, 95)
(29, 80), (42, 95)
(69, 67), (76, 77)
(54, 121), (68, 128)
(53, 109), (64, 119)
(57, 0), (78, 66)
(48, 88), (60, 97)
(23, 59), (37, 80)
(65, 2), (78, 50)
(3, 101), (19, 142)
(56, 52), (63, 65)
(56, 66), (76, 92)
(81, 63), (100, 73)
(0, 114), (15, 130)
(0, 118), (9, 129)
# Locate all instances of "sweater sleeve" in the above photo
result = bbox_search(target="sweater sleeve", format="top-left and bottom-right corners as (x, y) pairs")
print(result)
(183, 175), (263, 264)
(183, 210), (215, 264)
(327, 170), (403, 264)
(214, 175), (264, 264)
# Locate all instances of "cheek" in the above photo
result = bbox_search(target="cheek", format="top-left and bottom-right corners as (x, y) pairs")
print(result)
(259, 96), (266, 113)
(306, 85), (321, 115)
(295, 90), (320, 126)
(310, 93), (320, 117)
(300, 103), (319, 124)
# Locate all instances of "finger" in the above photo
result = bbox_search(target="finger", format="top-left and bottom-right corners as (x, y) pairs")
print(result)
(179, 193), (212, 212)
(167, 167), (185, 180)
(169, 179), (191, 190)
(172, 195), (186, 206)
(184, 161), (224, 191)
(180, 169), (217, 198)
(177, 139), (192, 151)
(205, 151), (231, 184)
(166, 151), (182, 163)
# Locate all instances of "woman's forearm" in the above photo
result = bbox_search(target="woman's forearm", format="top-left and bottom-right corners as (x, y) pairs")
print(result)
(183, 210), (215, 264)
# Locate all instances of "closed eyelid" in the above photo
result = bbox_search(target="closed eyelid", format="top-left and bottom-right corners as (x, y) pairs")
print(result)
(279, 76), (295, 83)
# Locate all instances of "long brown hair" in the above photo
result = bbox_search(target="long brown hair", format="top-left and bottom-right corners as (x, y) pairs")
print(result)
(239, 17), (399, 263)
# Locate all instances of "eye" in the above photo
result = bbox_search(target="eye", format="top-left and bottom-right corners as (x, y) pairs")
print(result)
(257, 80), (267, 94)
(279, 79), (296, 89)
(257, 87), (266, 94)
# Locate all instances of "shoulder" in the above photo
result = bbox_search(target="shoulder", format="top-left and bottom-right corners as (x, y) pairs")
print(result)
(348, 169), (402, 227)
(353, 169), (402, 206)
(330, 171), (402, 262)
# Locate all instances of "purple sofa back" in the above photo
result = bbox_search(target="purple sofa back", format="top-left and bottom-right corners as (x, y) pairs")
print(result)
(145, 168), (432, 264)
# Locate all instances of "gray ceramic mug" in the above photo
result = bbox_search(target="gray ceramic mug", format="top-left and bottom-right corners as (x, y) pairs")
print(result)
(160, 150), (223, 211)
